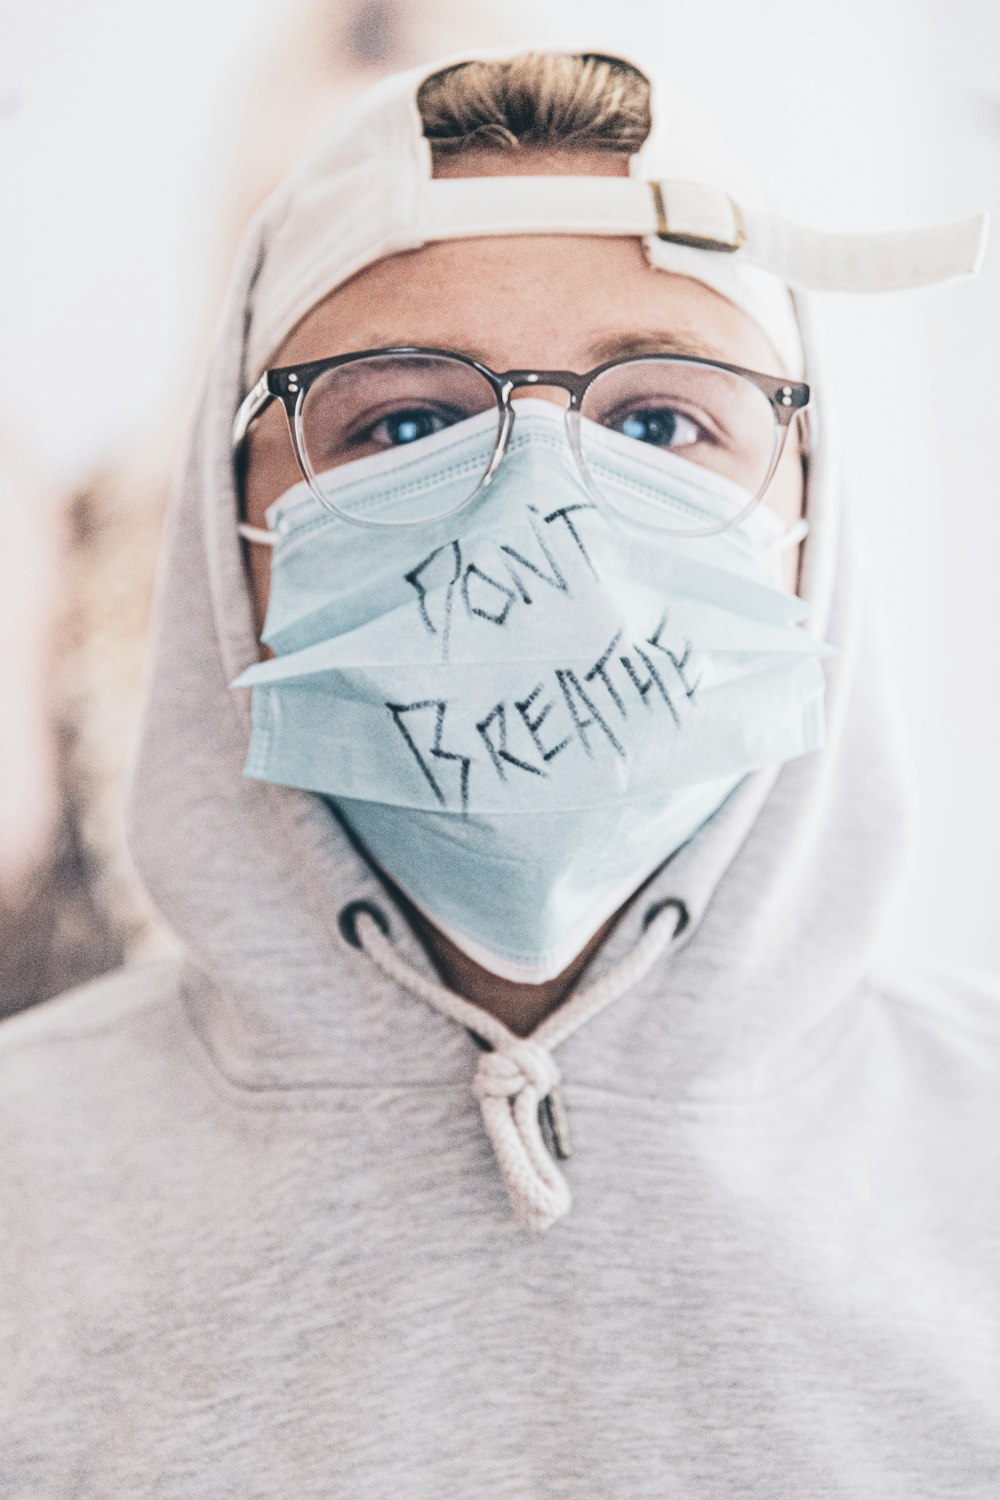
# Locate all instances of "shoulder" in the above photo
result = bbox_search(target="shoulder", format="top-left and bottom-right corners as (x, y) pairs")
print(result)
(0, 957), (182, 1050)
(0, 959), (185, 1099)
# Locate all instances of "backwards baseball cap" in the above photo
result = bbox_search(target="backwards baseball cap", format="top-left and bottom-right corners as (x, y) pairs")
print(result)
(242, 47), (988, 390)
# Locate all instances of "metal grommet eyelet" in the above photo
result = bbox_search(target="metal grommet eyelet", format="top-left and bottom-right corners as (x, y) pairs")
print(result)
(642, 897), (690, 937)
(338, 900), (391, 950)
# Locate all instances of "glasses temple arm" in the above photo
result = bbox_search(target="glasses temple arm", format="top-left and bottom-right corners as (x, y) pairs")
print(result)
(232, 374), (274, 451)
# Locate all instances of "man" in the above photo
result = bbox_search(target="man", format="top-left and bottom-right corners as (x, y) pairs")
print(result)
(2, 49), (996, 1498)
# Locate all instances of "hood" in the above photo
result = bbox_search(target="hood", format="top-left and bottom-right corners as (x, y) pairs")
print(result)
(122, 50), (944, 1230)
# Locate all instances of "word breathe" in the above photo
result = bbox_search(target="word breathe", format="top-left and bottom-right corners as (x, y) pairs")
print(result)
(387, 616), (701, 815)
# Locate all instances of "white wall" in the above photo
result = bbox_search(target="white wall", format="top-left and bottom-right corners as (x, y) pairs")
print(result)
(3, 0), (997, 973)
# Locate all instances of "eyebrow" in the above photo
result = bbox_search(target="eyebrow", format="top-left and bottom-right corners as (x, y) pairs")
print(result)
(585, 330), (731, 365)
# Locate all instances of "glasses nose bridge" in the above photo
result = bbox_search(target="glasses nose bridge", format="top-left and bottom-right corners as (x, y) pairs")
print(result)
(486, 368), (590, 497)
(501, 370), (581, 407)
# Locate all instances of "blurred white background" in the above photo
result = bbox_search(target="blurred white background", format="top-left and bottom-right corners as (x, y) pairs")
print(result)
(2, 0), (998, 984)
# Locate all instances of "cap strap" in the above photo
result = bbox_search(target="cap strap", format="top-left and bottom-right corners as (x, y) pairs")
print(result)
(420, 176), (988, 292)
(739, 202), (989, 291)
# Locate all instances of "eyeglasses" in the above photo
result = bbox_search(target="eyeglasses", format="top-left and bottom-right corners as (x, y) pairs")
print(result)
(232, 345), (809, 538)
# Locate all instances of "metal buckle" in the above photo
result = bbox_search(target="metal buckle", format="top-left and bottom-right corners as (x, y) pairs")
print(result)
(650, 181), (746, 254)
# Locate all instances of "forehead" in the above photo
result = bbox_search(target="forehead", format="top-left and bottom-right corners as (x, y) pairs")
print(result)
(272, 231), (787, 378)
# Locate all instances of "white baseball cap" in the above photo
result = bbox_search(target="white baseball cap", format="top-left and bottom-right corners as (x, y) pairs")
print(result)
(243, 46), (988, 389)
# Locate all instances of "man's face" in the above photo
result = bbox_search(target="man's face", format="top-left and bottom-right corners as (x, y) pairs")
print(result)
(242, 150), (806, 639)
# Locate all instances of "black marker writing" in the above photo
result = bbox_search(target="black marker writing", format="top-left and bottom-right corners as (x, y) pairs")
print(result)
(476, 703), (546, 781)
(555, 669), (625, 759)
(515, 683), (572, 764)
(646, 615), (702, 701)
(404, 542), (462, 641)
(542, 502), (598, 576)
(620, 647), (680, 726)
(501, 510), (569, 603)
(461, 564), (518, 626)
(386, 699), (472, 815)
(585, 629), (626, 717)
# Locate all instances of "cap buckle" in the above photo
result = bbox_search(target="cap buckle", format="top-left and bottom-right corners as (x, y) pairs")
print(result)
(650, 180), (747, 254)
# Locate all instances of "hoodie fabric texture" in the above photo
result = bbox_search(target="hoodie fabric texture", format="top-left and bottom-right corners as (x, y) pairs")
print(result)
(3, 58), (1000, 1500)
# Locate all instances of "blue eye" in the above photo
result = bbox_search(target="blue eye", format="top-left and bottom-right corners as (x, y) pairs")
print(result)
(618, 407), (701, 448)
(381, 409), (449, 446)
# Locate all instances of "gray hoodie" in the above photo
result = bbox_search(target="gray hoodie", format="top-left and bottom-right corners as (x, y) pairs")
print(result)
(2, 133), (999, 1500)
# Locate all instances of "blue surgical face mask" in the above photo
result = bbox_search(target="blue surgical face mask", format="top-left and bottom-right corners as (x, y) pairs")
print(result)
(231, 399), (832, 983)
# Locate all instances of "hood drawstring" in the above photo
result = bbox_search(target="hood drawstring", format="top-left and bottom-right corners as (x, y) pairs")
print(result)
(471, 1038), (572, 1231)
(346, 900), (688, 1233)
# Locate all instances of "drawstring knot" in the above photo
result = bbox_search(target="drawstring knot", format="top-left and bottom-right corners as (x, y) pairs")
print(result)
(471, 1038), (561, 1103)
(471, 1040), (570, 1234)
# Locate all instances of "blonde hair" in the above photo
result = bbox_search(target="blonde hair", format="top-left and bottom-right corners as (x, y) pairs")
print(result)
(417, 53), (651, 157)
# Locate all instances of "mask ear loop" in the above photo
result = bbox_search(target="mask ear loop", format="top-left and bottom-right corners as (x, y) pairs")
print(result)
(238, 522), (277, 547)
(774, 516), (810, 551)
